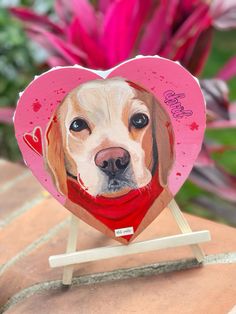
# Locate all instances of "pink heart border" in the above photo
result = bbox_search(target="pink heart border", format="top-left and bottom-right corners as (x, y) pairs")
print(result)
(14, 56), (206, 239)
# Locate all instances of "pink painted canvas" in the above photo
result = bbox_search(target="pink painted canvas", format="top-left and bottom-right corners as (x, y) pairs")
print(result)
(14, 56), (206, 243)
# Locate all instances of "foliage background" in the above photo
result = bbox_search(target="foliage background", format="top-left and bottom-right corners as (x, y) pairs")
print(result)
(0, 0), (236, 225)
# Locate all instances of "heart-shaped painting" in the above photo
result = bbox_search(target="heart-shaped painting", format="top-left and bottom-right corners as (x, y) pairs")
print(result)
(14, 56), (205, 244)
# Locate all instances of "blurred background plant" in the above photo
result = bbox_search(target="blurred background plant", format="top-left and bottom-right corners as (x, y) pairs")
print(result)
(0, 0), (53, 159)
(0, 0), (236, 225)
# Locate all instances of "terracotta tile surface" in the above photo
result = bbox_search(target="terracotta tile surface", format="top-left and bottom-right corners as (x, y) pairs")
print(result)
(0, 198), (68, 264)
(0, 174), (45, 221)
(0, 160), (235, 313)
(0, 158), (45, 224)
(0, 160), (26, 187)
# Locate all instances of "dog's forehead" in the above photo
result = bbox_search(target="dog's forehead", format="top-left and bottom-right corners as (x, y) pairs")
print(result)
(75, 78), (136, 111)
(70, 79), (136, 117)
(78, 78), (135, 94)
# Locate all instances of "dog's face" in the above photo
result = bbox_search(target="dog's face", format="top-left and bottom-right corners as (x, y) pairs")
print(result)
(45, 78), (174, 198)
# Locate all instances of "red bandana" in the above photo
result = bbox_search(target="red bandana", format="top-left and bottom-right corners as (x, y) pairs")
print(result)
(67, 171), (163, 241)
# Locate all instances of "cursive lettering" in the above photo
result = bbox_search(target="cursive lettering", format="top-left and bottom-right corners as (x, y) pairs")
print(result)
(163, 90), (193, 119)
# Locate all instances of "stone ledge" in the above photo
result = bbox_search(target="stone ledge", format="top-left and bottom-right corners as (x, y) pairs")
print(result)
(0, 257), (201, 313)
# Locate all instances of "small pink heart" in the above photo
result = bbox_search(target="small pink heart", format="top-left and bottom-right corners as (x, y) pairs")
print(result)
(23, 127), (43, 156)
(14, 56), (206, 244)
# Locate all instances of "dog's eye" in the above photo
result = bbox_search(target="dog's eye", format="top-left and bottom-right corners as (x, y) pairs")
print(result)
(130, 113), (149, 129)
(70, 119), (89, 132)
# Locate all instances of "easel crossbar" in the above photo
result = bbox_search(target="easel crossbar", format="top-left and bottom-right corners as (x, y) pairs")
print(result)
(49, 230), (210, 268)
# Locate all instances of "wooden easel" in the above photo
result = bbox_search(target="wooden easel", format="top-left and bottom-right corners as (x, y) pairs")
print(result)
(49, 199), (211, 285)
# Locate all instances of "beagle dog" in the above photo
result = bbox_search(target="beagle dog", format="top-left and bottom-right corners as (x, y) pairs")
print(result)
(45, 77), (174, 200)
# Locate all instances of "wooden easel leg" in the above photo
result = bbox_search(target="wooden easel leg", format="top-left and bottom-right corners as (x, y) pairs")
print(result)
(168, 199), (205, 262)
(62, 214), (79, 285)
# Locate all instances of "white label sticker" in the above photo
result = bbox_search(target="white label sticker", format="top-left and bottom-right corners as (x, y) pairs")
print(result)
(115, 227), (134, 237)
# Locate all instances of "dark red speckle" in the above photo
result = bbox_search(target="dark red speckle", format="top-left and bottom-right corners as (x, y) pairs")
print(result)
(126, 80), (147, 92)
(189, 122), (199, 131)
(32, 100), (41, 112)
(54, 88), (66, 95)
(176, 172), (181, 176)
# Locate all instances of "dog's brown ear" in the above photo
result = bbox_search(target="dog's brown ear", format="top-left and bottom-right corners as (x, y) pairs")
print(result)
(45, 116), (68, 195)
(153, 98), (175, 187)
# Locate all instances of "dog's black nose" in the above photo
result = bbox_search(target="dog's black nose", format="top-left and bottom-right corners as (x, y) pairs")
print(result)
(95, 147), (130, 176)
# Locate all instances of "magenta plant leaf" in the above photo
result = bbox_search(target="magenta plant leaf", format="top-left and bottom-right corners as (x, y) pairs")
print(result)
(54, 0), (72, 25)
(182, 28), (213, 75)
(217, 56), (236, 81)
(200, 79), (230, 120)
(194, 146), (215, 167)
(98, 0), (114, 14)
(211, 0), (236, 30)
(0, 107), (15, 124)
(190, 165), (236, 202)
(161, 4), (212, 74)
(204, 142), (236, 154)
(71, 0), (98, 38)
(229, 102), (236, 119)
(139, 0), (180, 55)
(192, 196), (236, 225)
(191, 146), (236, 202)
(47, 55), (69, 67)
(26, 25), (87, 65)
(67, 17), (107, 69)
(207, 120), (236, 129)
(10, 7), (64, 34)
(200, 79), (236, 129)
(161, 3), (210, 56)
(179, 0), (204, 12)
(102, 0), (152, 67)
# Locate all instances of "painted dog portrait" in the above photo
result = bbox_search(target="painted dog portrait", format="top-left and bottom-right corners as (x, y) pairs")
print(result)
(45, 77), (174, 202)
